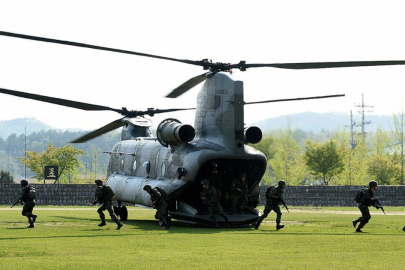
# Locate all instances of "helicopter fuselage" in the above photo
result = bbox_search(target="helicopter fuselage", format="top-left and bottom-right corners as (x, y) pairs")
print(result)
(106, 72), (267, 226)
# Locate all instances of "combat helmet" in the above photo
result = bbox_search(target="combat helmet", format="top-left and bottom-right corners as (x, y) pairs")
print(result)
(20, 179), (28, 186)
(143, 184), (152, 191)
(201, 179), (209, 185)
(278, 180), (286, 187)
(95, 179), (103, 185)
(369, 180), (378, 188)
(239, 172), (247, 178)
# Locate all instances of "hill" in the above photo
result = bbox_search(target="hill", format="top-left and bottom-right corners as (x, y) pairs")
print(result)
(0, 118), (84, 139)
(253, 112), (394, 134)
(0, 113), (396, 140)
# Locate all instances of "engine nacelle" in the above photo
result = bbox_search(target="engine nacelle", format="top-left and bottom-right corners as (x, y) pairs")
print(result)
(157, 118), (195, 148)
(244, 126), (262, 144)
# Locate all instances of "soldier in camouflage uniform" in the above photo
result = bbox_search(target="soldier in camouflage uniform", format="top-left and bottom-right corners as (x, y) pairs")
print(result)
(205, 163), (222, 191)
(19, 179), (37, 228)
(255, 180), (287, 230)
(220, 162), (235, 207)
(91, 179), (123, 230)
(143, 185), (170, 229)
(201, 179), (229, 228)
(352, 180), (379, 233)
(230, 172), (248, 215)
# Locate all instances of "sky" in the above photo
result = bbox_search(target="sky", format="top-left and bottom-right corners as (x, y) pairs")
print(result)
(1, 0), (405, 132)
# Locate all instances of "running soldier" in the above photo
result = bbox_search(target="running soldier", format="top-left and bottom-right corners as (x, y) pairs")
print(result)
(91, 179), (123, 230)
(201, 179), (229, 228)
(143, 185), (170, 229)
(19, 179), (37, 228)
(352, 180), (381, 233)
(255, 180), (287, 230)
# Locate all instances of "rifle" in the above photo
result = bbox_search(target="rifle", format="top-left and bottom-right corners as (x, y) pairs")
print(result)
(200, 191), (212, 206)
(279, 198), (289, 213)
(241, 188), (253, 203)
(374, 199), (386, 215)
(11, 197), (22, 208)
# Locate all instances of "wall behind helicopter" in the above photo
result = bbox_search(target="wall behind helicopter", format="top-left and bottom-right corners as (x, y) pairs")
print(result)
(1, 184), (405, 206)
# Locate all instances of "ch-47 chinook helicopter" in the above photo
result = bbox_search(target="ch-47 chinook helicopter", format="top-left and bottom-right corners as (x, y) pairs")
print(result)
(1, 31), (405, 227)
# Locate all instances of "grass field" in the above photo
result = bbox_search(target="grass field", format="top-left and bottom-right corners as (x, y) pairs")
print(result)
(1, 206), (404, 270)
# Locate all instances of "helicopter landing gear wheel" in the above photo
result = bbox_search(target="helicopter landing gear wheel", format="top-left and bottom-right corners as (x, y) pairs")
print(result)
(120, 206), (128, 221)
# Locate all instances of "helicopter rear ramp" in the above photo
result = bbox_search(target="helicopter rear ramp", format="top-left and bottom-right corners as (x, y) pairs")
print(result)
(170, 201), (260, 228)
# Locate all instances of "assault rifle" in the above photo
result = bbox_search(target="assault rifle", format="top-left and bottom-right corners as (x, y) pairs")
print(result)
(200, 192), (212, 206)
(11, 197), (22, 208)
(241, 188), (253, 203)
(374, 199), (386, 215)
(279, 198), (290, 213)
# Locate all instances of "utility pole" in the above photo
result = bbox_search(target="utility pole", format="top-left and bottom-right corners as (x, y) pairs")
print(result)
(355, 93), (373, 143)
(345, 110), (357, 185)
(24, 127), (27, 179)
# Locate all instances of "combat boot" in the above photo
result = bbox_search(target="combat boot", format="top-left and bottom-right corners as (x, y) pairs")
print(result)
(254, 222), (260, 230)
(276, 224), (285, 230)
(98, 219), (106, 227)
(356, 228), (363, 233)
(352, 220), (358, 228)
(27, 219), (34, 228)
(116, 221), (123, 230)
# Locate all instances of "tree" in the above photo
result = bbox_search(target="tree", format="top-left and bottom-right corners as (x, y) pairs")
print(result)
(391, 109), (405, 185)
(268, 129), (308, 185)
(0, 169), (14, 183)
(304, 138), (344, 185)
(18, 143), (84, 183)
(367, 155), (400, 185)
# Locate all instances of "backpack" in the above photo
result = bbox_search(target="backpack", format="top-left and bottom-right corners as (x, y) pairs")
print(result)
(102, 185), (115, 199)
(28, 185), (36, 199)
(155, 186), (168, 202)
(265, 186), (274, 200)
(355, 188), (365, 203)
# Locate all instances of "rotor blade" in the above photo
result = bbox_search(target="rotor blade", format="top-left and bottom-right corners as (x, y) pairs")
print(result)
(0, 31), (204, 67)
(165, 73), (208, 98)
(245, 94), (345, 105)
(0, 87), (121, 112)
(239, 61), (405, 70)
(143, 107), (196, 116)
(70, 118), (124, 143)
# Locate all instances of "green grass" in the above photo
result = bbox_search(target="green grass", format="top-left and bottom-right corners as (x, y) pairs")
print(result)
(1, 206), (404, 269)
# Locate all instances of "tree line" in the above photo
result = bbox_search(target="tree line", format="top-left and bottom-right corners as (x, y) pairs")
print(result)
(1, 111), (404, 185)
(0, 129), (120, 183)
(255, 112), (405, 186)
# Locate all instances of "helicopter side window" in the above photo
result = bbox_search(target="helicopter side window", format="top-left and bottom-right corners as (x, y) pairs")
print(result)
(120, 158), (125, 171)
(143, 161), (151, 174)
(132, 160), (137, 172)
(161, 163), (166, 177)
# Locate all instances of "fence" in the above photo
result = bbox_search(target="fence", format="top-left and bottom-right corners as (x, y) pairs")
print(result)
(1, 184), (405, 206)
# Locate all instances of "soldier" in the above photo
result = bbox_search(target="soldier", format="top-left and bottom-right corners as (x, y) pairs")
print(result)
(206, 163), (222, 191)
(352, 180), (380, 233)
(220, 162), (235, 207)
(143, 185), (170, 229)
(91, 179), (123, 230)
(200, 179), (229, 228)
(230, 172), (248, 215)
(255, 180), (287, 230)
(19, 179), (37, 228)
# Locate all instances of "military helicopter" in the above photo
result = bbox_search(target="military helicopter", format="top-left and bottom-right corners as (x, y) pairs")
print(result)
(1, 31), (405, 227)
